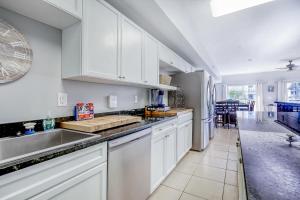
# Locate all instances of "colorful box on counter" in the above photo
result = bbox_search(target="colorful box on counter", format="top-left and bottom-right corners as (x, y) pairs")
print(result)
(74, 102), (94, 121)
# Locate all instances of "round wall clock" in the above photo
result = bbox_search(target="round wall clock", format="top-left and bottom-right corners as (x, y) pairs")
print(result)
(0, 18), (33, 83)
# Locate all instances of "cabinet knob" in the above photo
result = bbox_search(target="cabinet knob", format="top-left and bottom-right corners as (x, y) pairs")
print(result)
(236, 142), (240, 147)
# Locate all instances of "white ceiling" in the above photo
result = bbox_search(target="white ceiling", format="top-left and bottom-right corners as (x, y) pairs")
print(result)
(155, 0), (300, 75)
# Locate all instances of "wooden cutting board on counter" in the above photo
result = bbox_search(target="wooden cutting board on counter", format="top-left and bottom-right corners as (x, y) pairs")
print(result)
(146, 108), (193, 117)
(60, 115), (142, 133)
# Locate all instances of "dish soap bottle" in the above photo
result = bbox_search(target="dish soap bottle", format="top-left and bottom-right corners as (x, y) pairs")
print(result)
(43, 111), (55, 131)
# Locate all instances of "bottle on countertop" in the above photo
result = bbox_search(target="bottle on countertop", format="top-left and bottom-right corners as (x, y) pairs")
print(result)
(43, 111), (55, 131)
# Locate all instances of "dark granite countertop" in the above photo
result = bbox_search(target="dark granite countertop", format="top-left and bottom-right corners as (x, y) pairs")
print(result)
(237, 111), (300, 200)
(0, 116), (176, 176)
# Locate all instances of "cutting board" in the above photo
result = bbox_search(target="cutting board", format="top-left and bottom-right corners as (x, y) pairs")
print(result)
(146, 108), (193, 117)
(60, 115), (142, 133)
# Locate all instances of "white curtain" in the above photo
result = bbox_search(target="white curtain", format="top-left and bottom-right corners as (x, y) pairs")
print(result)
(255, 82), (264, 111)
(222, 84), (228, 100)
(277, 80), (288, 101)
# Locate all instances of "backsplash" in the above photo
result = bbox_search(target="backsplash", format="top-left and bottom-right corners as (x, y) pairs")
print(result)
(0, 108), (145, 138)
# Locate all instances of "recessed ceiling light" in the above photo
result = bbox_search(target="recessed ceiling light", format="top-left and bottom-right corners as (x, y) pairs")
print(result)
(210, 0), (274, 17)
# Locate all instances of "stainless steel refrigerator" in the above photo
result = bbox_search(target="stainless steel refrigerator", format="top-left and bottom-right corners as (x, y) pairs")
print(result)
(172, 70), (214, 151)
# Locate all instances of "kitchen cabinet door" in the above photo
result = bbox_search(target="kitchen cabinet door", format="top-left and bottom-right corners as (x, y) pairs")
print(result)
(164, 127), (177, 175)
(31, 163), (107, 200)
(176, 123), (186, 162)
(185, 120), (193, 151)
(83, 0), (120, 80)
(151, 135), (165, 192)
(121, 18), (143, 83)
(45, 0), (82, 18)
(159, 44), (172, 65)
(143, 34), (159, 85)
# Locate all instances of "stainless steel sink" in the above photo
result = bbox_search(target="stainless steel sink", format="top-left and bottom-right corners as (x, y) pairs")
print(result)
(0, 129), (100, 165)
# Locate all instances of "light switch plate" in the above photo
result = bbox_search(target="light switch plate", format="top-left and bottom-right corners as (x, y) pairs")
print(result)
(134, 96), (138, 104)
(57, 92), (68, 106)
(108, 95), (118, 108)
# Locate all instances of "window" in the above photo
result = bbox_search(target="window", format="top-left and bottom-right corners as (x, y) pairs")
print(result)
(287, 82), (300, 101)
(227, 85), (256, 103)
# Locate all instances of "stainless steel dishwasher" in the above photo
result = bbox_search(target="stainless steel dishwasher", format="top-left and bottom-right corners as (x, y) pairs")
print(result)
(108, 128), (151, 200)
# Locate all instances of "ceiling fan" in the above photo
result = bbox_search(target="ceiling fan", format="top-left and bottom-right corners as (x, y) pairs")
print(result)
(276, 58), (300, 71)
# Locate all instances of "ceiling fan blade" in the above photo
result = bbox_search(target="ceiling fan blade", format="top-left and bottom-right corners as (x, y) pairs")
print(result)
(280, 57), (300, 62)
(276, 67), (288, 70)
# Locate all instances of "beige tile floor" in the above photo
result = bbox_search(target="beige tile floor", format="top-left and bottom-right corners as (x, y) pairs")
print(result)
(148, 128), (239, 200)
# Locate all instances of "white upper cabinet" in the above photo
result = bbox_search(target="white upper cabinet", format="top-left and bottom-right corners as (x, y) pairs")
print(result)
(82, 0), (120, 80)
(0, 0), (82, 29)
(45, 0), (82, 18)
(159, 44), (173, 65)
(158, 43), (193, 73)
(120, 18), (143, 83)
(60, 0), (192, 87)
(143, 34), (159, 85)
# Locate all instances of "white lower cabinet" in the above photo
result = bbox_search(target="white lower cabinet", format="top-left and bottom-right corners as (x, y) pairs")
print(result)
(176, 123), (186, 162)
(151, 120), (177, 192)
(185, 120), (193, 151)
(164, 128), (177, 176)
(151, 131), (165, 192)
(177, 120), (193, 161)
(0, 142), (107, 200)
(31, 163), (107, 200)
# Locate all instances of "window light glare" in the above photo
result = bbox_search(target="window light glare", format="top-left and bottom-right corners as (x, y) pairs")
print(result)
(210, 0), (274, 17)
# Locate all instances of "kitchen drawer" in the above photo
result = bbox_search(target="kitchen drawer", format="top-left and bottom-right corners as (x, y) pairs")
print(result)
(0, 142), (107, 200)
(152, 120), (177, 137)
(178, 112), (193, 124)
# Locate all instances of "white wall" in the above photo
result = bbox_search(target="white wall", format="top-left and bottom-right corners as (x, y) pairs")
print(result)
(0, 8), (148, 124)
(219, 70), (300, 106)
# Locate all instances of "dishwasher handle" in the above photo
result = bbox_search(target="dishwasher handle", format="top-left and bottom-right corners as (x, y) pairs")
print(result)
(109, 128), (151, 148)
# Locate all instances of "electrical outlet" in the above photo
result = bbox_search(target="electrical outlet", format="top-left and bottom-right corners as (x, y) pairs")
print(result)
(134, 96), (138, 104)
(57, 93), (68, 106)
(108, 95), (118, 108)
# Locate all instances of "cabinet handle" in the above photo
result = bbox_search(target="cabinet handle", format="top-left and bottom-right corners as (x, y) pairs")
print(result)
(236, 142), (240, 147)
(239, 158), (242, 164)
(119, 76), (126, 79)
(144, 80), (148, 83)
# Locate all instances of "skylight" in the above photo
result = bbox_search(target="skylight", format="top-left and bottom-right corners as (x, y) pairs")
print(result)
(210, 0), (274, 17)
